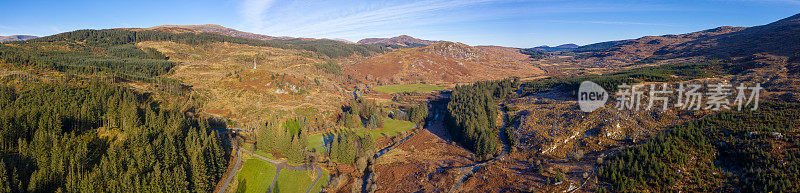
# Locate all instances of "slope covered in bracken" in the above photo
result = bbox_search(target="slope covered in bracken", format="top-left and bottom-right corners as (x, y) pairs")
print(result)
(573, 13), (800, 70)
(573, 26), (746, 66)
(344, 42), (544, 84)
(657, 13), (800, 59)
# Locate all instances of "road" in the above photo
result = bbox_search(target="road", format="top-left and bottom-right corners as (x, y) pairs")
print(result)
(215, 148), (242, 193)
(214, 132), (240, 193)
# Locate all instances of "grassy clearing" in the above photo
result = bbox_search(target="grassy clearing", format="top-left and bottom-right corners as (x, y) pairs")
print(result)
(236, 158), (277, 193)
(366, 119), (417, 139)
(306, 119), (416, 150)
(307, 133), (325, 151)
(373, 84), (445, 94)
(274, 169), (316, 193)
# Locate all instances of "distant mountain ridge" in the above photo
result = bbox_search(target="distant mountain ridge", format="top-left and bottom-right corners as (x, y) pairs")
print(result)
(136, 24), (358, 43)
(532, 44), (579, 52)
(148, 24), (290, 40)
(563, 13), (800, 77)
(358, 35), (442, 47)
(656, 13), (800, 59)
(571, 25), (748, 65)
(0, 35), (38, 42)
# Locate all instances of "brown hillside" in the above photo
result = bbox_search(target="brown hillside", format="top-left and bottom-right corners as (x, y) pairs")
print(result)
(578, 26), (746, 65)
(357, 35), (441, 46)
(344, 42), (544, 84)
(657, 13), (800, 59)
(574, 13), (800, 69)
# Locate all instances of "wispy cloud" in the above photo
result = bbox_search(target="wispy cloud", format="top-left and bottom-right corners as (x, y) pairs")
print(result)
(233, 0), (790, 47)
(238, 0), (514, 39)
(240, 0), (278, 29)
(0, 24), (16, 32)
(544, 20), (681, 27)
(284, 0), (498, 34)
(235, 0), (693, 42)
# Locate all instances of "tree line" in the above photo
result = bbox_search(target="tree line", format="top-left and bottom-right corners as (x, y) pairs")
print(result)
(0, 80), (228, 193)
(444, 78), (519, 158)
(406, 103), (428, 125)
(0, 44), (175, 82)
(598, 101), (800, 192)
(256, 118), (310, 164)
(107, 44), (168, 60)
(325, 130), (375, 165)
(22, 29), (388, 58)
(339, 98), (385, 129)
(1, 28), (391, 83)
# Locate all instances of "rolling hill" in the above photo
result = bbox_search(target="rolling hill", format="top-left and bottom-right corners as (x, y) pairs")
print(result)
(531, 44), (579, 52)
(572, 13), (800, 68)
(0, 35), (37, 42)
(572, 26), (746, 65)
(145, 24), (353, 43)
(151, 24), (289, 40)
(344, 41), (544, 84)
(656, 13), (800, 60)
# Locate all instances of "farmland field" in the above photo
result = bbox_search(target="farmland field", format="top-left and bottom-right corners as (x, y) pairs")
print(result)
(236, 158), (277, 193)
(274, 169), (318, 193)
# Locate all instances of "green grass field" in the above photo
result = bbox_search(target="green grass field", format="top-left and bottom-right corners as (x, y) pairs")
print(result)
(236, 158), (277, 193)
(307, 133), (325, 151)
(373, 84), (445, 94)
(274, 169), (317, 193)
(366, 119), (417, 139)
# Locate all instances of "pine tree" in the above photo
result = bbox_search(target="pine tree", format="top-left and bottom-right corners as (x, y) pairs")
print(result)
(0, 161), (9, 193)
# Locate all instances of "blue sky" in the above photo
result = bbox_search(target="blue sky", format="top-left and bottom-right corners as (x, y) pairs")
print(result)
(1, 0), (798, 47)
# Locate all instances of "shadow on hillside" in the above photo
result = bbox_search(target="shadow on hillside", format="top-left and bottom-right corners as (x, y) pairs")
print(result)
(424, 92), (453, 142)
